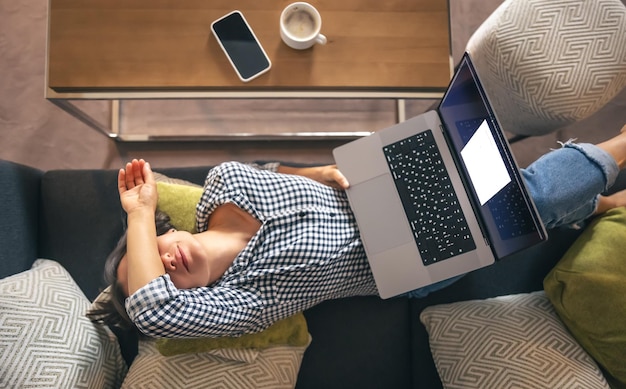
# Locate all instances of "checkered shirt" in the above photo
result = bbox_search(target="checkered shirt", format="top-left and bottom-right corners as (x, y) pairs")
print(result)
(126, 162), (378, 338)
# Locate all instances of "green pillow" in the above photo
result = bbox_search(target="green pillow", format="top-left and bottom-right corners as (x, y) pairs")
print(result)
(156, 182), (203, 233)
(156, 313), (310, 356)
(544, 207), (626, 389)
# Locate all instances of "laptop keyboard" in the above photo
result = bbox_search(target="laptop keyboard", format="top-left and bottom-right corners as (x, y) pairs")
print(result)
(383, 130), (476, 266)
(456, 117), (487, 143)
(489, 183), (537, 239)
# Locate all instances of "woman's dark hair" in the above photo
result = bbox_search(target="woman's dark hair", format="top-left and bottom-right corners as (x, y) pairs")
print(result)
(86, 210), (175, 331)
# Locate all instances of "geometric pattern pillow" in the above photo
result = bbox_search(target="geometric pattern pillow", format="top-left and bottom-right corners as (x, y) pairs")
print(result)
(121, 337), (310, 389)
(420, 291), (610, 389)
(0, 259), (127, 388)
(466, 0), (626, 136)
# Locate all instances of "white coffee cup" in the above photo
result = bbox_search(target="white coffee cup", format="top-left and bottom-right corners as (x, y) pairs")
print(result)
(280, 2), (327, 50)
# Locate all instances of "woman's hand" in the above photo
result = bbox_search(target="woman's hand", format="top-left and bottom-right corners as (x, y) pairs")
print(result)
(118, 159), (158, 214)
(279, 164), (350, 190)
(306, 165), (350, 190)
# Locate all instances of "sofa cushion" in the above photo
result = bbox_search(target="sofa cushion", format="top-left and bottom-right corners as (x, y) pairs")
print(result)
(0, 259), (127, 388)
(544, 207), (626, 389)
(0, 160), (42, 278)
(39, 169), (125, 301)
(155, 181), (202, 233)
(420, 291), (609, 389)
(121, 337), (310, 389)
(156, 312), (310, 356)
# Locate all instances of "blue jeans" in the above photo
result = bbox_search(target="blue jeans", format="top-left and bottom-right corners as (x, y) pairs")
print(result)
(404, 141), (620, 298)
(521, 141), (618, 229)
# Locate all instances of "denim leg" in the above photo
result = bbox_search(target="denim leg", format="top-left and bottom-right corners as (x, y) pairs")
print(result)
(521, 141), (619, 229)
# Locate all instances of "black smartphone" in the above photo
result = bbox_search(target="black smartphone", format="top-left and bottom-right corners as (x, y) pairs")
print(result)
(210, 11), (272, 82)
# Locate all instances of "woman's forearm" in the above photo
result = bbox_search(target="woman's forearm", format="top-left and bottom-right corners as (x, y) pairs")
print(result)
(277, 164), (349, 189)
(117, 159), (165, 296)
(276, 165), (301, 176)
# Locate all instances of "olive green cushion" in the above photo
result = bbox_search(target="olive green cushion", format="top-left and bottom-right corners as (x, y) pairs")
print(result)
(156, 181), (202, 233)
(155, 313), (310, 356)
(544, 207), (626, 389)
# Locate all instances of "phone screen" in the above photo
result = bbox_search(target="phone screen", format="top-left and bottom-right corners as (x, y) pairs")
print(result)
(211, 11), (271, 82)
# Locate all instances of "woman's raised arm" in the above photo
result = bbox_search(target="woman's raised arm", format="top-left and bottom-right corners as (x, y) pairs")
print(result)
(118, 159), (165, 296)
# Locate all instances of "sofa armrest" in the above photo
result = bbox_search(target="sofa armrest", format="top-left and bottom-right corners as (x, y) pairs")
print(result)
(0, 160), (42, 278)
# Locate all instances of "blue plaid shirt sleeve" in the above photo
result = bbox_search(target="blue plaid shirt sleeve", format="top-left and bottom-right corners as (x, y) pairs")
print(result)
(126, 274), (270, 338)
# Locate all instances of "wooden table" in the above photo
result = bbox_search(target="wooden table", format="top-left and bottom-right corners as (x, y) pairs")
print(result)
(46, 0), (452, 141)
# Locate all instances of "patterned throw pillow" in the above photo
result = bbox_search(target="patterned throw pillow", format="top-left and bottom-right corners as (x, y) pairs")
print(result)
(121, 337), (310, 389)
(0, 259), (127, 388)
(420, 291), (610, 389)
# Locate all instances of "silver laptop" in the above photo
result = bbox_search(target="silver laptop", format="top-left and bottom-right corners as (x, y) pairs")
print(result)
(333, 53), (547, 298)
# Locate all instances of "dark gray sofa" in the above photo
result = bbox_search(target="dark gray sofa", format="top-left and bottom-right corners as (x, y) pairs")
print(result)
(2, 158), (619, 388)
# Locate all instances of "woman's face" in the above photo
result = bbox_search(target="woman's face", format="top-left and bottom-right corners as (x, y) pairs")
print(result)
(155, 229), (211, 289)
(117, 229), (211, 296)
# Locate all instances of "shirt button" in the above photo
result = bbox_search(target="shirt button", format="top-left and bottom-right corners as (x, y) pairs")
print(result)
(298, 211), (306, 217)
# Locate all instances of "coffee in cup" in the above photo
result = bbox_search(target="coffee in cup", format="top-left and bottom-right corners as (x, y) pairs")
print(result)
(280, 2), (327, 50)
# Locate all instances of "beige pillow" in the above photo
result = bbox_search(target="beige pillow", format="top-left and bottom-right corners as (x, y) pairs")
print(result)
(0, 259), (127, 388)
(121, 337), (310, 389)
(420, 291), (609, 389)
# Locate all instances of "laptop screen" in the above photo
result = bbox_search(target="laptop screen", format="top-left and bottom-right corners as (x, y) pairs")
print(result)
(437, 53), (546, 258)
